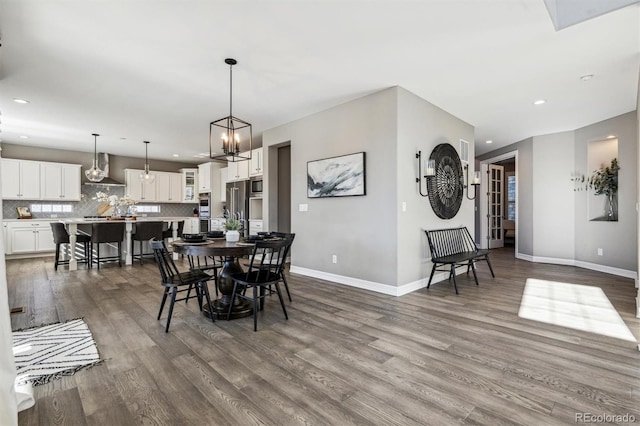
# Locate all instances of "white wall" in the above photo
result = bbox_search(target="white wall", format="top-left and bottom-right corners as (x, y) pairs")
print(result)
(532, 132), (575, 260)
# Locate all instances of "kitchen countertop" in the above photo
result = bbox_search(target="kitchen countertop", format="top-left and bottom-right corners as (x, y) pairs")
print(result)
(2, 216), (194, 223)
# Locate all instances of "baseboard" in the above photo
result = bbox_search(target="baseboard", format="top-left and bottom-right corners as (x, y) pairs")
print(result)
(289, 265), (460, 296)
(515, 252), (637, 280)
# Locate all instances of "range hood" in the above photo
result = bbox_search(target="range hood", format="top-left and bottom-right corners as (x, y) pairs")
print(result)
(83, 153), (125, 187)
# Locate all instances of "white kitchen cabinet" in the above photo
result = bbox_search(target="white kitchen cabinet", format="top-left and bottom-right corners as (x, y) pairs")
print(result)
(182, 218), (200, 234)
(220, 168), (227, 202)
(124, 169), (157, 202)
(8, 221), (55, 254)
(227, 154), (249, 182)
(248, 220), (263, 236)
(2, 223), (8, 254)
(210, 217), (226, 231)
(249, 147), (263, 177)
(41, 163), (82, 201)
(198, 163), (212, 193)
(181, 168), (198, 203)
(155, 172), (182, 203)
(1, 159), (41, 200)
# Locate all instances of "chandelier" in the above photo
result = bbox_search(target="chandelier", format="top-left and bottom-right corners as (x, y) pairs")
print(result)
(209, 58), (252, 162)
(139, 141), (155, 184)
(85, 133), (105, 182)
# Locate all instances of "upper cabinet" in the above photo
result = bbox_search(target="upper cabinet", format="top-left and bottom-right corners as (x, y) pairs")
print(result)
(41, 163), (82, 201)
(181, 168), (198, 203)
(249, 147), (263, 177)
(220, 167), (227, 202)
(1, 159), (81, 201)
(198, 163), (212, 193)
(227, 152), (250, 182)
(155, 172), (182, 203)
(124, 169), (157, 202)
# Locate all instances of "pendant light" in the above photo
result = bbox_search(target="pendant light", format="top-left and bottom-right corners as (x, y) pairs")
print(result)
(85, 133), (105, 182)
(209, 58), (252, 162)
(139, 141), (155, 184)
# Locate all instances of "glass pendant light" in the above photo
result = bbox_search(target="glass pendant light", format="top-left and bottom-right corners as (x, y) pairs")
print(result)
(139, 141), (155, 184)
(85, 133), (105, 182)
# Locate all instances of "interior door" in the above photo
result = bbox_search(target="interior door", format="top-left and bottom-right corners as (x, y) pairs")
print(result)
(488, 164), (504, 249)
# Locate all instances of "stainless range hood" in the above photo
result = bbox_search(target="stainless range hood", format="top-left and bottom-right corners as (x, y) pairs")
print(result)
(83, 153), (125, 187)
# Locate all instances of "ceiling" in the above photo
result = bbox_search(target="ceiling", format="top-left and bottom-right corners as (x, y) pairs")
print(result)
(0, 0), (638, 163)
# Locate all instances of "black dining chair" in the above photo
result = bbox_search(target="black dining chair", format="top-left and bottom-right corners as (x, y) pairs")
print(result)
(90, 222), (126, 269)
(187, 255), (223, 298)
(151, 239), (214, 333)
(269, 232), (295, 302)
(227, 239), (289, 331)
(50, 223), (92, 270)
(131, 221), (164, 265)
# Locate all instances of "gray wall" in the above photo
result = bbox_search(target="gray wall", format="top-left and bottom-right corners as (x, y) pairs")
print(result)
(262, 86), (476, 288)
(396, 87), (475, 285)
(574, 112), (637, 271)
(477, 137), (534, 256)
(263, 88), (399, 285)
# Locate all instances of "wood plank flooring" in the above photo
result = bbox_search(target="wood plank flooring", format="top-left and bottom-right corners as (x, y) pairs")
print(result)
(8, 248), (640, 425)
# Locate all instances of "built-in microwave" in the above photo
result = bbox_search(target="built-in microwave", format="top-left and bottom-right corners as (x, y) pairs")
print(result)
(250, 178), (263, 196)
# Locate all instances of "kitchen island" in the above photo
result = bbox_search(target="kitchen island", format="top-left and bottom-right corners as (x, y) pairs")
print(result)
(61, 217), (190, 270)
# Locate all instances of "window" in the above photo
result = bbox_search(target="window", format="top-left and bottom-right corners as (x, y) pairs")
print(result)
(30, 204), (74, 213)
(507, 175), (516, 220)
(135, 205), (161, 213)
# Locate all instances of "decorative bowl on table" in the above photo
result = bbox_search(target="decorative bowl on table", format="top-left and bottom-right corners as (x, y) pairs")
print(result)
(207, 231), (224, 238)
(182, 233), (206, 243)
(245, 235), (265, 242)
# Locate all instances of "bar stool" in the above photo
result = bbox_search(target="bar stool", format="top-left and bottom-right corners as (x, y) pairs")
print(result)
(162, 220), (184, 242)
(131, 221), (164, 265)
(50, 223), (91, 271)
(90, 222), (126, 269)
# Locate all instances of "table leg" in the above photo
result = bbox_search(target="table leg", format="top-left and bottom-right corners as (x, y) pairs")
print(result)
(68, 223), (78, 271)
(125, 222), (133, 265)
(203, 256), (252, 320)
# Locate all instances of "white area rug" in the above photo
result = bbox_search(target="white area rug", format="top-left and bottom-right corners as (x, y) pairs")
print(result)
(518, 278), (636, 342)
(12, 318), (103, 386)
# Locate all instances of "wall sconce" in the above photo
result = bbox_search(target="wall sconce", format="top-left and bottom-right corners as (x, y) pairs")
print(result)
(415, 150), (435, 197)
(463, 164), (481, 200)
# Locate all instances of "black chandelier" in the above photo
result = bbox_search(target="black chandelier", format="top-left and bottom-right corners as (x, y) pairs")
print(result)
(209, 58), (252, 162)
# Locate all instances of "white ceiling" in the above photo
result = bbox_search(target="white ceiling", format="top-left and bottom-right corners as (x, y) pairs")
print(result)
(0, 0), (638, 163)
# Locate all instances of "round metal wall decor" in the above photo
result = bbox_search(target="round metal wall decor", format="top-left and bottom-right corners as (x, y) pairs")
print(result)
(427, 143), (464, 219)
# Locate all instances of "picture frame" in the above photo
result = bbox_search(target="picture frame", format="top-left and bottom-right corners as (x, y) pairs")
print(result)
(307, 152), (366, 198)
(16, 206), (32, 219)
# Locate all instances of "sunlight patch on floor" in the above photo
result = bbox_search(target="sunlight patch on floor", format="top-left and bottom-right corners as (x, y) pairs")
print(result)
(518, 278), (636, 342)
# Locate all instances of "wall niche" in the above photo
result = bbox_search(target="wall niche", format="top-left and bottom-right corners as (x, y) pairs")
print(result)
(587, 137), (618, 222)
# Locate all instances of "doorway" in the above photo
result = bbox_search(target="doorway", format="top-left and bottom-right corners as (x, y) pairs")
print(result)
(277, 145), (291, 233)
(478, 151), (518, 255)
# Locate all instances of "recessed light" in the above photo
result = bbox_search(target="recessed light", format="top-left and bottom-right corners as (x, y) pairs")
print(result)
(533, 99), (546, 105)
(120, 137), (127, 140)
(13, 98), (30, 104)
(606, 135), (616, 139)
(580, 74), (594, 81)
(172, 154), (179, 157)
(485, 140), (493, 144)
(19, 135), (29, 139)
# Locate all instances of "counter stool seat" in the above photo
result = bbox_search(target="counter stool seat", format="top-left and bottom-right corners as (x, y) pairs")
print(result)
(131, 221), (164, 265)
(90, 222), (125, 269)
(50, 223), (91, 271)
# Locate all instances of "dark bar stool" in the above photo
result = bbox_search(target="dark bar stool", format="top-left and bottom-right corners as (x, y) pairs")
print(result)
(90, 222), (126, 269)
(50, 223), (91, 271)
(131, 221), (164, 265)
(162, 220), (184, 243)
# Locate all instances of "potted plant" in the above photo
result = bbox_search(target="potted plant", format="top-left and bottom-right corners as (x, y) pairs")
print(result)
(588, 158), (619, 221)
(224, 219), (241, 242)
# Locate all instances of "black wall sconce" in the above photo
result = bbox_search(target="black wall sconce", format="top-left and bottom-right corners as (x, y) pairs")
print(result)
(463, 164), (481, 200)
(416, 150), (435, 197)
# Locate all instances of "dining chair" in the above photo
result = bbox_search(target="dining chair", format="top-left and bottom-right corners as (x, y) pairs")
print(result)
(187, 255), (223, 298)
(227, 239), (289, 331)
(50, 223), (91, 270)
(131, 221), (164, 265)
(151, 239), (214, 332)
(268, 232), (295, 302)
(90, 222), (126, 269)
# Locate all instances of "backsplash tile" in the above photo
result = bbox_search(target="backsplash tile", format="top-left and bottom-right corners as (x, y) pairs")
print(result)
(2, 186), (196, 219)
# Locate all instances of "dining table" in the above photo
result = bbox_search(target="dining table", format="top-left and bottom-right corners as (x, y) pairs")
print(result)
(171, 238), (256, 320)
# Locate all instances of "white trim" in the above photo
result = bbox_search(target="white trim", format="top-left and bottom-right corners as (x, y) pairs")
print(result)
(515, 252), (637, 280)
(289, 265), (463, 296)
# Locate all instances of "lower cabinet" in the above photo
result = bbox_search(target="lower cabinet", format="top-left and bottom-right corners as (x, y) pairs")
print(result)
(248, 220), (263, 236)
(182, 218), (200, 235)
(7, 221), (55, 254)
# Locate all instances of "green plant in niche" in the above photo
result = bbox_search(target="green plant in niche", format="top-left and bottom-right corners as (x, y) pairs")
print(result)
(587, 158), (619, 196)
(224, 219), (240, 231)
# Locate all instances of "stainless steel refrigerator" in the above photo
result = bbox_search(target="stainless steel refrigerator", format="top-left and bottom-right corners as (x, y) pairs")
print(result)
(225, 180), (249, 237)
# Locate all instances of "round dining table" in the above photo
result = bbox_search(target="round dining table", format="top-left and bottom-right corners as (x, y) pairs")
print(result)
(171, 238), (255, 320)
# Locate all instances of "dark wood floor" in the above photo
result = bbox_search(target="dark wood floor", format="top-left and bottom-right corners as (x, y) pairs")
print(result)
(8, 248), (640, 425)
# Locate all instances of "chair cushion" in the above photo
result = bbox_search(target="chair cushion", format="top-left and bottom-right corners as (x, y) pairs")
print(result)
(75, 234), (91, 243)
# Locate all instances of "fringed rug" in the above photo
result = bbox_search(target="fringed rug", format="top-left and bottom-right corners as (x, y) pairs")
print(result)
(12, 318), (104, 386)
